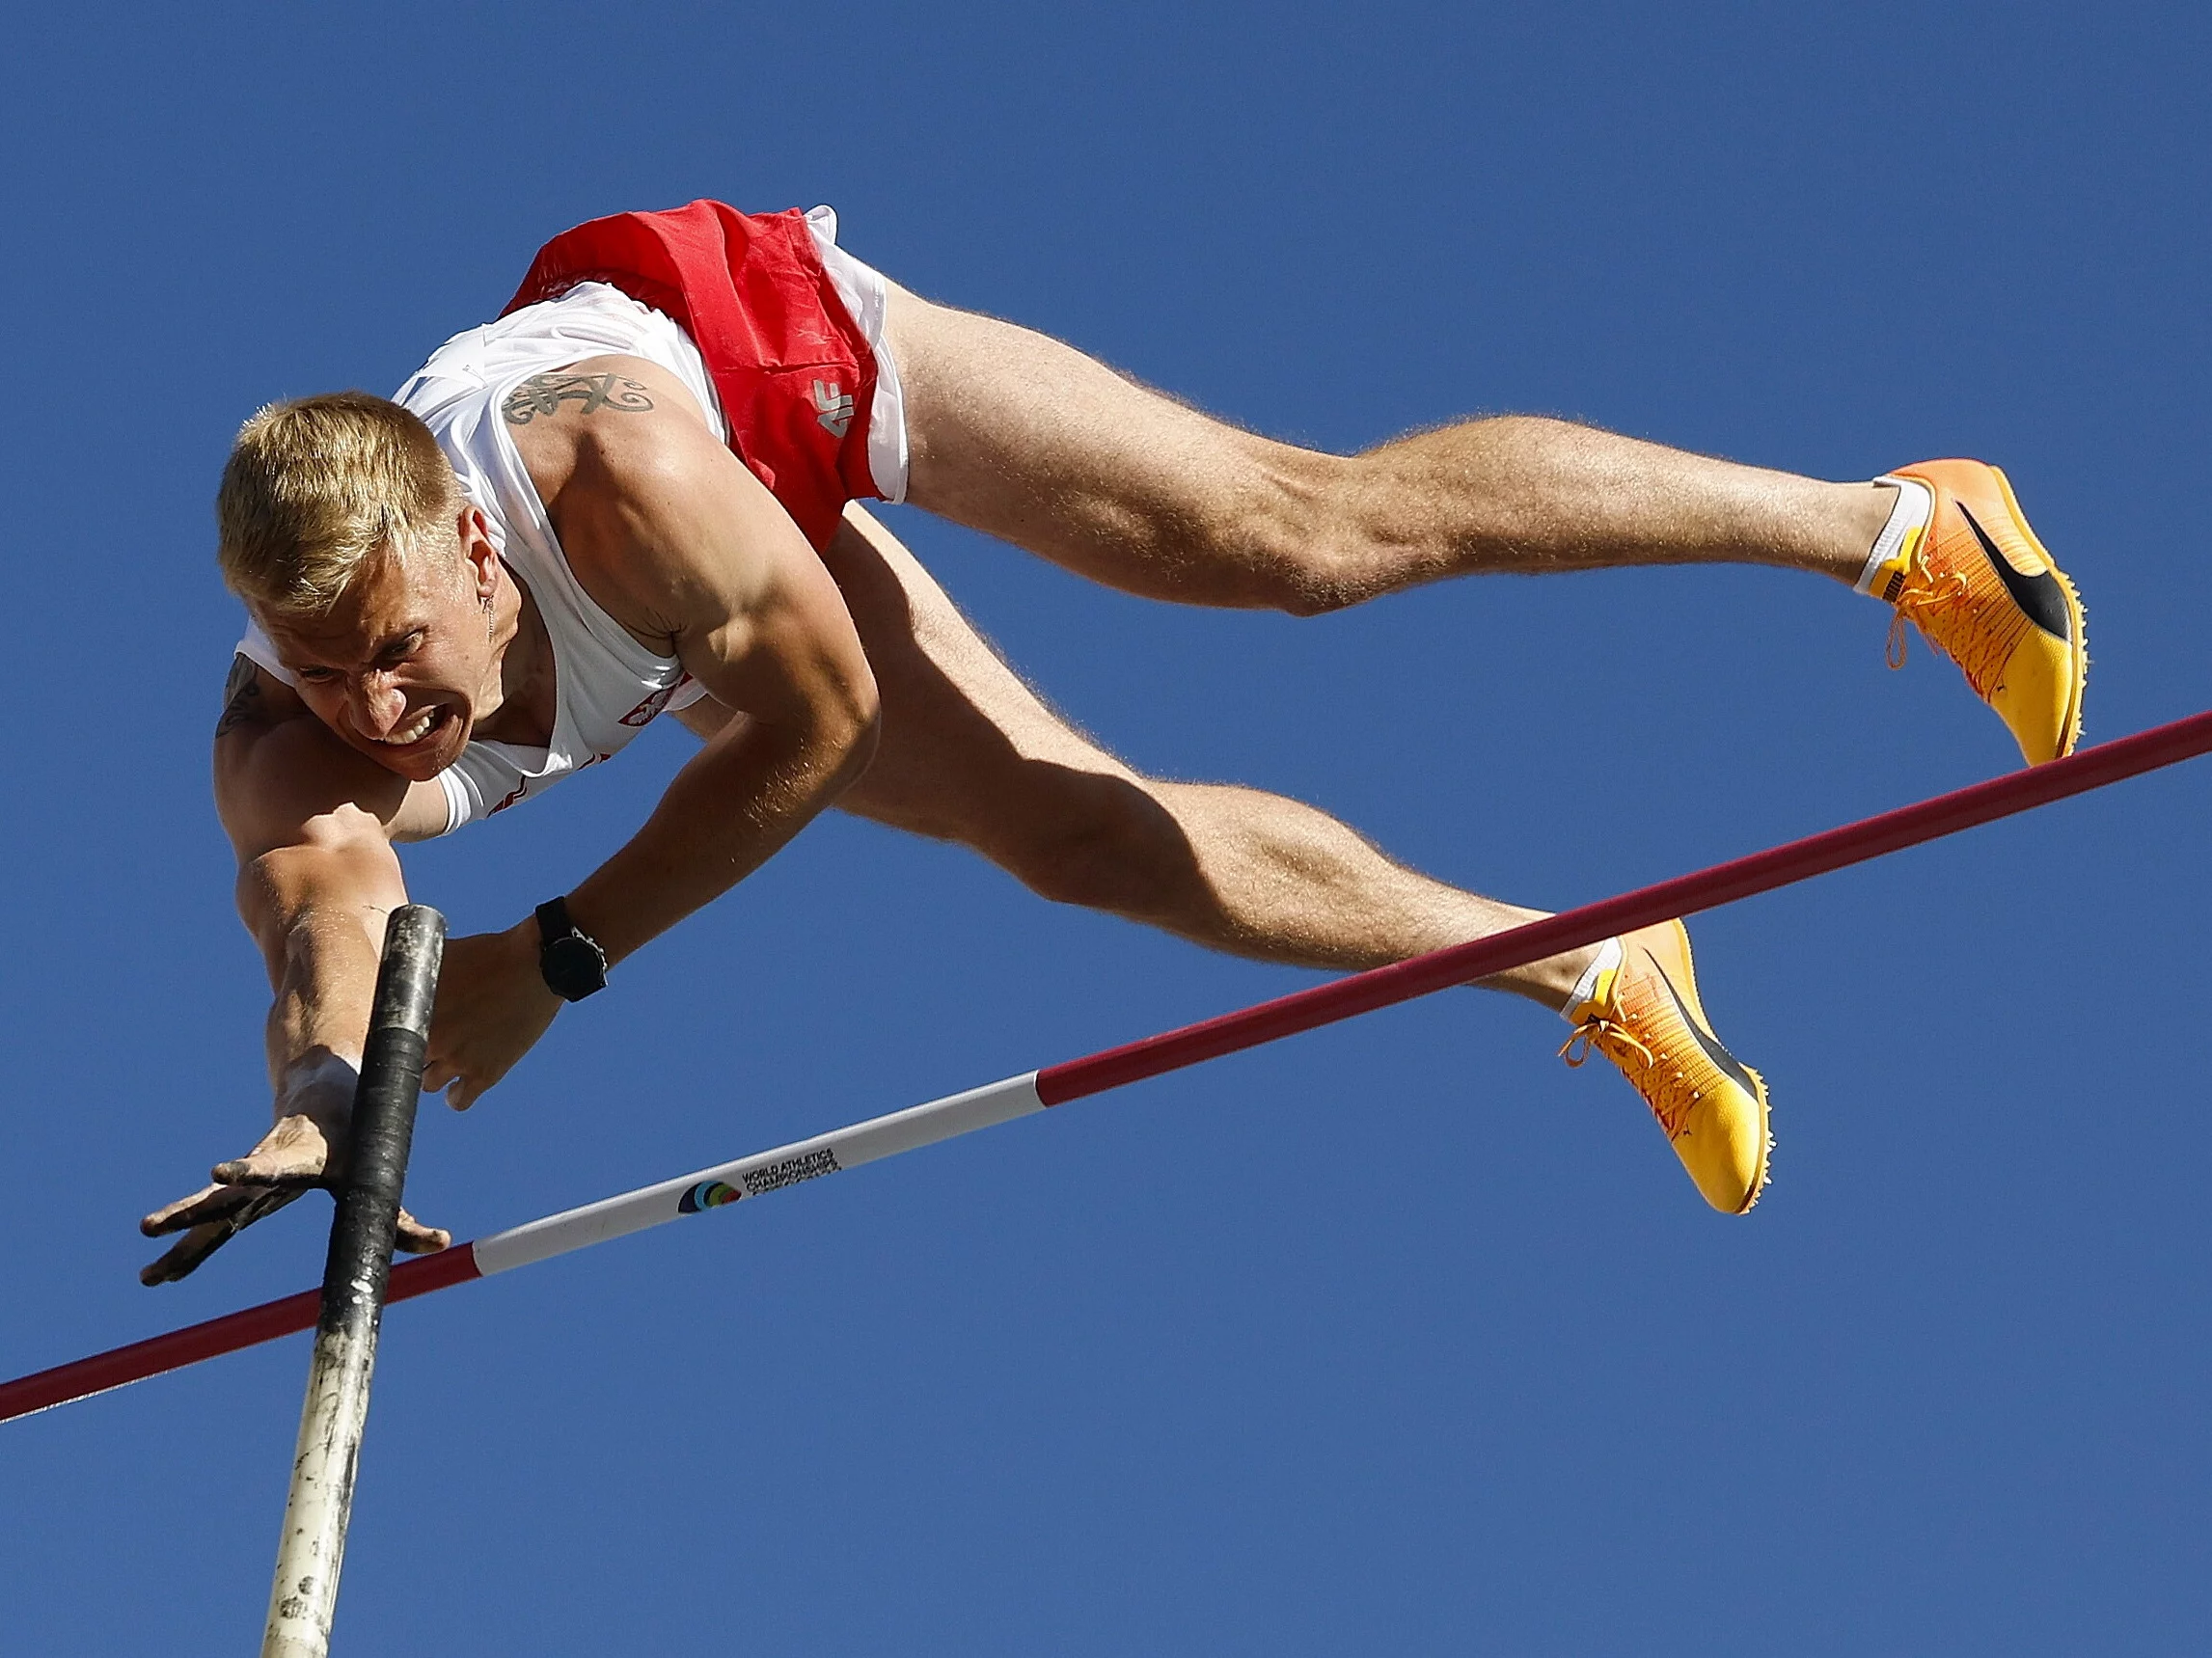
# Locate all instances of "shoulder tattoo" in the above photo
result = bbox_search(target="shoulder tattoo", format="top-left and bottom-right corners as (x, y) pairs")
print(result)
(215, 653), (262, 738)
(502, 371), (656, 426)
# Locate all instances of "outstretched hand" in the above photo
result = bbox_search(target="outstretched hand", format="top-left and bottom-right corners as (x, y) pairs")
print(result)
(140, 916), (560, 1286)
(139, 1057), (450, 1286)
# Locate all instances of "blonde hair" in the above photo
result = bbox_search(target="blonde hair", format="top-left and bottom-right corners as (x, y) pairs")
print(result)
(215, 392), (459, 613)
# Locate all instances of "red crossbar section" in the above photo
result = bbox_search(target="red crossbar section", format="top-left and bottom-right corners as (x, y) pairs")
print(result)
(6, 709), (2208, 1427)
(0, 1244), (481, 1424)
(1033, 710), (2212, 1104)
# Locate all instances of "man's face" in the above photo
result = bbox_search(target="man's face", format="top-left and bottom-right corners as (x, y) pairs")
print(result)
(257, 519), (499, 783)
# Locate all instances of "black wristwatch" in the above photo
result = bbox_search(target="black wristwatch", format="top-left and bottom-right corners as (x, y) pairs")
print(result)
(535, 897), (609, 1001)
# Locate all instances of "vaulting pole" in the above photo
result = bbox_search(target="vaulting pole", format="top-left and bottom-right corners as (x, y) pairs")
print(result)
(259, 905), (445, 1658)
(5, 710), (2211, 1427)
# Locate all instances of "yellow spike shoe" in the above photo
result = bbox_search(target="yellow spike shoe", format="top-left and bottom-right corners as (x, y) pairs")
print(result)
(1871, 459), (2088, 766)
(1561, 921), (1771, 1213)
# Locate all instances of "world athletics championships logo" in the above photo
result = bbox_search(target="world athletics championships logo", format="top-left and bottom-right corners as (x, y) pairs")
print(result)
(677, 1181), (742, 1214)
(676, 1149), (843, 1214)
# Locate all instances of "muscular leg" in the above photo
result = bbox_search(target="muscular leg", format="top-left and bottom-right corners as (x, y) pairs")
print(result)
(810, 508), (1596, 1009)
(884, 285), (1894, 612)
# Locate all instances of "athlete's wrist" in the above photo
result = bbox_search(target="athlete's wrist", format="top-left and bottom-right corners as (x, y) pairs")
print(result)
(275, 1049), (362, 1126)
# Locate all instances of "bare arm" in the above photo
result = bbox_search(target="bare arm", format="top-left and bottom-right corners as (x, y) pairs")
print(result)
(560, 427), (880, 966)
(217, 658), (448, 1074)
(422, 370), (880, 1105)
(139, 659), (451, 1283)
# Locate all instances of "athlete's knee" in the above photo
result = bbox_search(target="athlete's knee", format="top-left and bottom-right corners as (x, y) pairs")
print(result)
(997, 769), (1199, 918)
(1262, 546), (1385, 615)
(1244, 537), (1400, 616)
(1207, 453), (1398, 617)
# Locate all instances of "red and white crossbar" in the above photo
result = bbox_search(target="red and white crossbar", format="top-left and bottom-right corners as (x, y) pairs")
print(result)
(9, 708), (2210, 1426)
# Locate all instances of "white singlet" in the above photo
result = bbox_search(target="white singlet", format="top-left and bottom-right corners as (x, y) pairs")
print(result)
(237, 282), (720, 833)
(237, 210), (907, 837)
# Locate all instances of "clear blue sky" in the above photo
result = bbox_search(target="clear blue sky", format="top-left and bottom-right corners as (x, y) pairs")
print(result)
(5, 3), (2208, 1652)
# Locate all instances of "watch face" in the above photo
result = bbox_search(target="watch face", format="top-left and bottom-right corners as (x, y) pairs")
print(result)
(543, 934), (607, 999)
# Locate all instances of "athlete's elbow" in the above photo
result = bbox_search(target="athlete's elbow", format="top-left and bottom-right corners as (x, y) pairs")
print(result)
(237, 813), (405, 929)
(294, 801), (394, 855)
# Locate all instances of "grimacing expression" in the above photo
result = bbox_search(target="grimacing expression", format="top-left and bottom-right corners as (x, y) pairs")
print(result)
(258, 534), (496, 783)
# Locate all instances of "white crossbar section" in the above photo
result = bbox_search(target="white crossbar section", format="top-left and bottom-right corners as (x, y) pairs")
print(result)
(472, 1073), (1047, 1276)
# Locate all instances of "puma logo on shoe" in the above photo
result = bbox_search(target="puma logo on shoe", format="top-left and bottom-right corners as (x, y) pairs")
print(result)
(1648, 959), (1763, 1101)
(811, 379), (855, 439)
(1959, 504), (2073, 641)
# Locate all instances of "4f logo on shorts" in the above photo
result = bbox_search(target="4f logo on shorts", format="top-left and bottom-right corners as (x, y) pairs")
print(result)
(811, 379), (855, 440)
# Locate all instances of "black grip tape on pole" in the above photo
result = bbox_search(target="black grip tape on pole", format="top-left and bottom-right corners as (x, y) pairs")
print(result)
(314, 904), (446, 1365)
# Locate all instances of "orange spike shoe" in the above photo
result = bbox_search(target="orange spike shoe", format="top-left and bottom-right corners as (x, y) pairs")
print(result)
(1870, 460), (2088, 766)
(1562, 921), (1771, 1213)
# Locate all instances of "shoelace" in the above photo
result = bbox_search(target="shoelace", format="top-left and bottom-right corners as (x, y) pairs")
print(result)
(1888, 560), (2024, 695)
(1559, 1004), (1703, 1140)
(1558, 1016), (1651, 1072)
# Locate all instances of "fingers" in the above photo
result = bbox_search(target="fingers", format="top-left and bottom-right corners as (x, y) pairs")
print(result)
(424, 1055), (491, 1111)
(142, 1095), (453, 1283)
(142, 1180), (277, 1237)
(143, 1190), (449, 1284)
(423, 1059), (482, 1111)
(139, 1187), (302, 1286)
(396, 1209), (452, 1254)
(141, 1222), (231, 1286)
(145, 1081), (458, 1283)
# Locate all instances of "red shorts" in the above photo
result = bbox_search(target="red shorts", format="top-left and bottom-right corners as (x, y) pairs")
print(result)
(505, 201), (882, 551)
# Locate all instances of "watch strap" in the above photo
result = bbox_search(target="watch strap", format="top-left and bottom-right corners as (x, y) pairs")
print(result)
(535, 896), (579, 948)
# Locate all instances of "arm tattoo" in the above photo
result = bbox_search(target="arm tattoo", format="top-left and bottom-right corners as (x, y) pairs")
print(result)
(502, 371), (656, 425)
(215, 653), (262, 738)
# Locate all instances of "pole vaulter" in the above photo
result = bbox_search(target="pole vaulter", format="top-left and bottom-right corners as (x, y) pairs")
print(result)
(5, 708), (2207, 1428)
